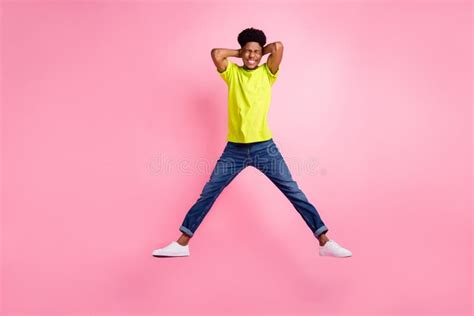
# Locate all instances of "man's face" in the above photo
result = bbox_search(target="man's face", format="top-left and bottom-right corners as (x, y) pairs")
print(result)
(240, 41), (263, 70)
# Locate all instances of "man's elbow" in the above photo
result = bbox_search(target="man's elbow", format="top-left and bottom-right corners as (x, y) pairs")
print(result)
(275, 42), (284, 51)
(211, 49), (221, 58)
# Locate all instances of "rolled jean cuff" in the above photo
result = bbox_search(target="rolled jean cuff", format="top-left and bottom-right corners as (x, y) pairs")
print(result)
(179, 226), (194, 237)
(314, 225), (329, 238)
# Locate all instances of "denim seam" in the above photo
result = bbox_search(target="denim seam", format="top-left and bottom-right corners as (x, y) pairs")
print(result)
(314, 225), (328, 238)
(187, 166), (245, 234)
(180, 225), (194, 237)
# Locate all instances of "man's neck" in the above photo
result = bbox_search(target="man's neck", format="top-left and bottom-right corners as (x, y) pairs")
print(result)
(242, 65), (257, 71)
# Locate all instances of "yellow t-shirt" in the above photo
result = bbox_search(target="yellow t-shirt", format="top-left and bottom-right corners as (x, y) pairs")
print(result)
(218, 60), (279, 143)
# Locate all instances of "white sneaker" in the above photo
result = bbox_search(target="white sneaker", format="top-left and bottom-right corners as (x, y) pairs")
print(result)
(152, 241), (190, 257)
(319, 240), (352, 258)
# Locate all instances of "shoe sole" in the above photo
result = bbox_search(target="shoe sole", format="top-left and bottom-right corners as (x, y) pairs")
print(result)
(152, 253), (189, 257)
(319, 251), (352, 257)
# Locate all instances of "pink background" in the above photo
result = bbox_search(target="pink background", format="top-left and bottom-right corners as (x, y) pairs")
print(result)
(1, 0), (472, 315)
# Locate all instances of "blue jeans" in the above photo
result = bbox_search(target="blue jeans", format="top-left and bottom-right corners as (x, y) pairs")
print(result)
(179, 138), (329, 239)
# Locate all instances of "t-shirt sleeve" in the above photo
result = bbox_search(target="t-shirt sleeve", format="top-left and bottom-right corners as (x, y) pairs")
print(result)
(217, 60), (235, 85)
(264, 63), (280, 86)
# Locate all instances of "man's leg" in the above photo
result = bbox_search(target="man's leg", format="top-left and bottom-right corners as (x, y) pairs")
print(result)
(251, 140), (329, 242)
(178, 142), (249, 243)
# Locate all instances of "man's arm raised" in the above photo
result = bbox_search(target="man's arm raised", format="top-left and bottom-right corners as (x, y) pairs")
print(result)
(211, 48), (241, 73)
(263, 41), (284, 75)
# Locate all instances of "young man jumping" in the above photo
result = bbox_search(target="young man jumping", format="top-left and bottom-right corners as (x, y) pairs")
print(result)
(153, 27), (352, 258)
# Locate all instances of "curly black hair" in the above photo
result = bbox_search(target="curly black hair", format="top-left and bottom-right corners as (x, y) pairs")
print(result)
(237, 27), (266, 48)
